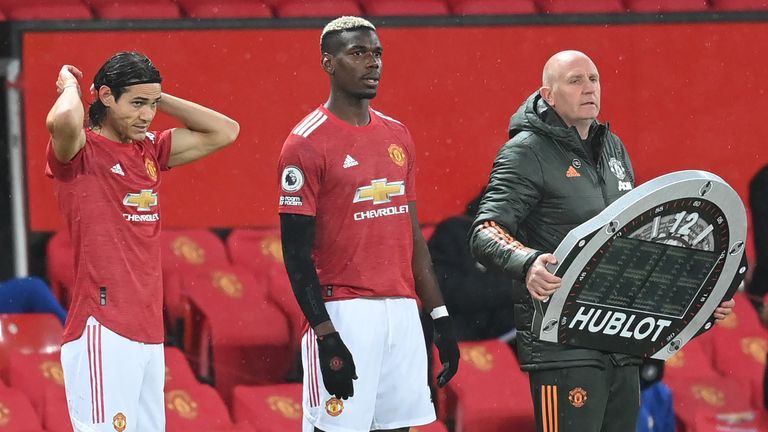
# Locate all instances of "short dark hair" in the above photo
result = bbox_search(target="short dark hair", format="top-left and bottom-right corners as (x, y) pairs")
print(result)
(320, 16), (376, 55)
(88, 51), (162, 128)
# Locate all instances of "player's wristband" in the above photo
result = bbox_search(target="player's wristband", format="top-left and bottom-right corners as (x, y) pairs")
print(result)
(430, 306), (449, 320)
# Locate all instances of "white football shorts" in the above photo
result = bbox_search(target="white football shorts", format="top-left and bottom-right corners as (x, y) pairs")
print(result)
(60, 316), (165, 432)
(302, 297), (436, 432)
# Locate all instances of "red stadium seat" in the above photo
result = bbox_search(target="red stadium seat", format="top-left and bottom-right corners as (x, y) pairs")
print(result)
(692, 410), (768, 431)
(0, 314), (62, 383)
(46, 231), (75, 308)
(0, 387), (45, 431)
(227, 228), (304, 342)
(436, 340), (535, 431)
(362, 0), (451, 16)
(165, 346), (199, 388)
(0, 9), (5, 20)
(449, 0), (538, 15)
(227, 228), (284, 279)
(88, 0), (181, 19)
(7, 352), (64, 415)
(663, 335), (720, 382)
(181, 265), (292, 403)
(692, 292), (768, 408)
(177, 0), (273, 18)
(537, 0), (625, 13)
(165, 384), (234, 431)
(625, 0), (711, 12)
(42, 386), (70, 432)
(161, 229), (230, 338)
(666, 375), (761, 431)
(1, 0), (92, 20)
(160, 229), (230, 275)
(716, 291), (766, 335)
(274, 0), (362, 17)
(232, 383), (303, 431)
(711, 0), (768, 11)
(710, 328), (768, 409)
(180, 264), (272, 351)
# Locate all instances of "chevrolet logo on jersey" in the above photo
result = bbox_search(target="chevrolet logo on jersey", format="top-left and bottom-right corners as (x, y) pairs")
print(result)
(123, 189), (158, 211)
(353, 179), (405, 205)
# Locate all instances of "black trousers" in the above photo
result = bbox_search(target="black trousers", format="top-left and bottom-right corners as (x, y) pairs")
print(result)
(528, 358), (640, 432)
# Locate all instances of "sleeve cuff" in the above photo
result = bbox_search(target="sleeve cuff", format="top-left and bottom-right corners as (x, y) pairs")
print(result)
(520, 250), (544, 282)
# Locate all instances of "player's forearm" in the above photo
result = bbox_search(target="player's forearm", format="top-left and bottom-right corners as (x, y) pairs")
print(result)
(409, 204), (446, 312)
(413, 243), (445, 313)
(280, 213), (334, 335)
(158, 93), (239, 147)
(46, 87), (85, 160)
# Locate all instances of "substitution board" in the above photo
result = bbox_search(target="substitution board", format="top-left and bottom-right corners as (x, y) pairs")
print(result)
(532, 170), (748, 360)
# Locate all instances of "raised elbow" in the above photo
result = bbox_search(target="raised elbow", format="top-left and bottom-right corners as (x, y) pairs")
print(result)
(222, 119), (240, 147)
(49, 107), (82, 134)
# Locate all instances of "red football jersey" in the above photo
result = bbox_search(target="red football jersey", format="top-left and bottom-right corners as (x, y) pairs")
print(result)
(47, 129), (172, 344)
(278, 105), (417, 301)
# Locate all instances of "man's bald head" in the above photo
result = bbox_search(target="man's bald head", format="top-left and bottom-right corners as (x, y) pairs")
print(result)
(542, 50), (596, 87)
(539, 50), (601, 138)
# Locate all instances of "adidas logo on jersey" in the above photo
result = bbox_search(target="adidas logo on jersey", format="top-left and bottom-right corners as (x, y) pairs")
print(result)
(343, 155), (359, 168)
(111, 163), (125, 176)
(566, 166), (580, 178)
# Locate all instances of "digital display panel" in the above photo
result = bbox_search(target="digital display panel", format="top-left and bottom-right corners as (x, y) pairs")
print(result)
(576, 237), (719, 317)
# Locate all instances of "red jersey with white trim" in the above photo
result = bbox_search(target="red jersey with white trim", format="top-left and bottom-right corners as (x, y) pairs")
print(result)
(278, 105), (416, 301)
(47, 129), (172, 344)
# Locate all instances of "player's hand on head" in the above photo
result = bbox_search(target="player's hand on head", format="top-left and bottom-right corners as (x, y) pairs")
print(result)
(526, 253), (561, 301)
(316, 332), (357, 399)
(714, 298), (736, 321)
(433, 316), (459, 387)
(56, 65), (83, 95)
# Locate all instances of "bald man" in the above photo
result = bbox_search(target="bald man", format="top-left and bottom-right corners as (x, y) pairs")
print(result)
(469, 51), (734, 431)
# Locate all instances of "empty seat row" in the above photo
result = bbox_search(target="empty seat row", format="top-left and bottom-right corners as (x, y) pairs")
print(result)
(1, 0), (766, 21)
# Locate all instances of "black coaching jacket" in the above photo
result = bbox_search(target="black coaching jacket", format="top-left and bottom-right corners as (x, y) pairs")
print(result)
(469, 91), (641, 370)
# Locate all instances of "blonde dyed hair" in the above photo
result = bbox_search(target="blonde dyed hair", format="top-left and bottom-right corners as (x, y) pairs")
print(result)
(321, 16), (376, 47)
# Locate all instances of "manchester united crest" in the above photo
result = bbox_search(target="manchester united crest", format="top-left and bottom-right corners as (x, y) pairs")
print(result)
(460, 346), (493, 371)
(608, 157), (626, 180)
(741, 337), (768, 365)
(261, 235), (284, 263)
(568, 387), (588, 408)
(166, 390), (199, 419)
(171, 236), (206, 264)
(267, 395), (302, 419)
(388, 144), (406, 167)
(325, 397), (344, 417)
(212, 271), (244, 298)
(0, 402), (10, 426)
(692, 384), (725, 407)
(112, 412), (126, 432)
(40, 360), (65, 385)
(145, 158), (157, 181)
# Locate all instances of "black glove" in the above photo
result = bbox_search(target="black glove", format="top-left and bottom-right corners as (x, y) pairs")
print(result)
(316, 332), (357, 399)
(433, 316), (460, 387)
